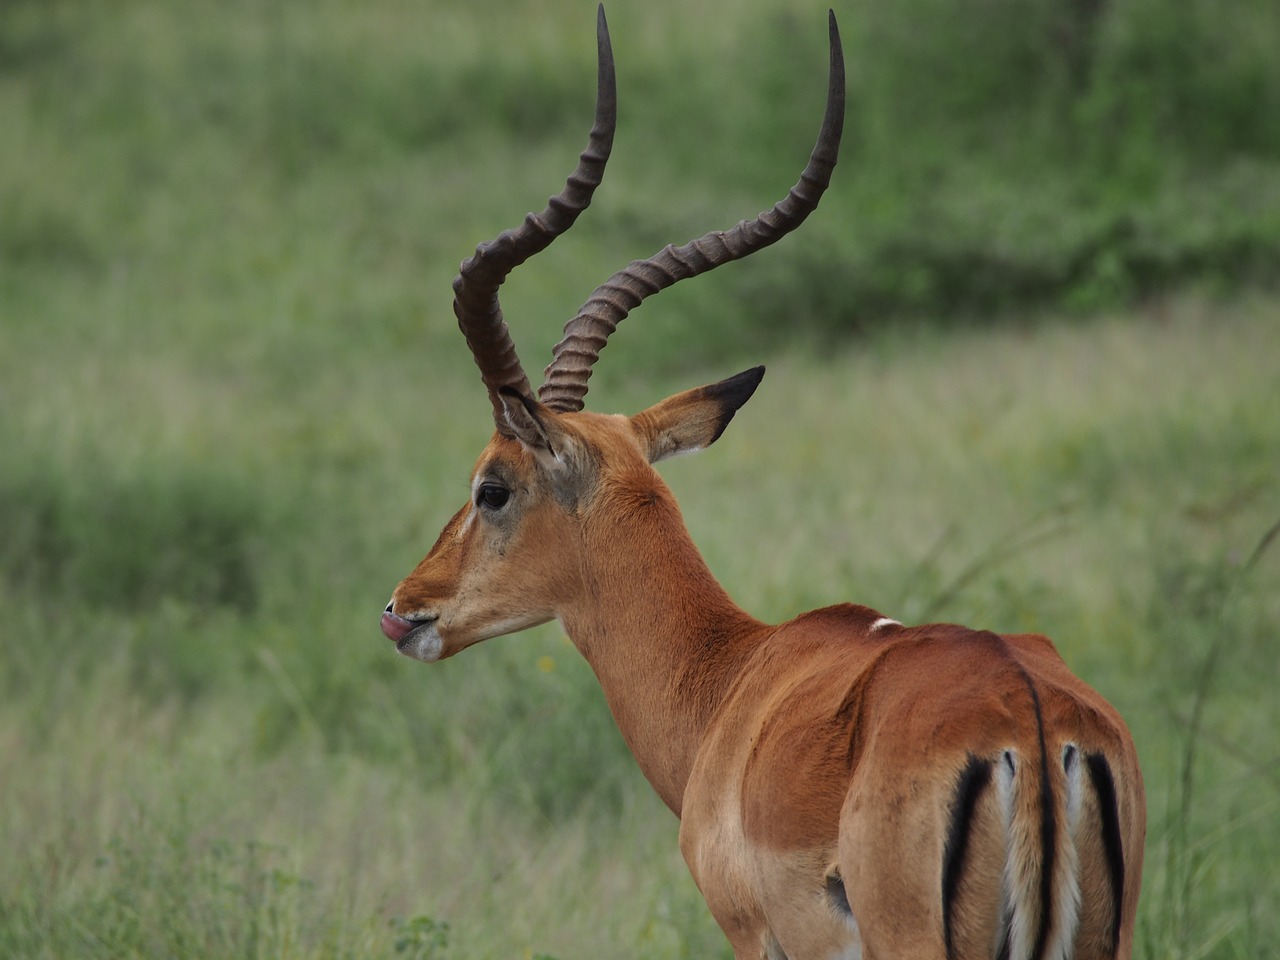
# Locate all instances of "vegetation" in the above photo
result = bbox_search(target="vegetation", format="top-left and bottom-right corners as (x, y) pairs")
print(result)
(1, 1), (1277, 957)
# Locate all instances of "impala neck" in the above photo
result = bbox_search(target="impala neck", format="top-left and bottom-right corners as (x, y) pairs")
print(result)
(559, 476), (768, 815)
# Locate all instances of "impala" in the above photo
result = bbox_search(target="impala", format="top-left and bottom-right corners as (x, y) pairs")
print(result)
(379, 8), (1145, 959)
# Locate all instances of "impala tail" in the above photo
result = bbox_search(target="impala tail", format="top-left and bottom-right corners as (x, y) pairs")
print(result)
(942, 740), (1129, 960)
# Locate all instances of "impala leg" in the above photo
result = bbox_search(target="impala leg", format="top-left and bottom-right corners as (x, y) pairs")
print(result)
(839, 775), (963, 960)
(701, 895), (771, 960)
(679, 811), (772, 959)
(684, 831), (864, 959)
(736, 851), (860, 960)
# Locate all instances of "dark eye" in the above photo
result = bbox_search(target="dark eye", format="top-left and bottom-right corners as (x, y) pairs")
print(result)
(476, 482), (510, 511)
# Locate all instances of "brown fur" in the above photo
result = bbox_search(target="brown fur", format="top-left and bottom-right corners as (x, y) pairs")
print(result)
(387, 389), (1145, 959)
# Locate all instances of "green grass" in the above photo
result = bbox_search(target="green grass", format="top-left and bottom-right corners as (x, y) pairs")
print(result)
(2, 1), (1278, 957)
(3, 300), (1277, 959)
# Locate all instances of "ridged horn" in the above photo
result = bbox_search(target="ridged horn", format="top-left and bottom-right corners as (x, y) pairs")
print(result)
(538, 10), (845, 413)
(452, 4), (617, 432)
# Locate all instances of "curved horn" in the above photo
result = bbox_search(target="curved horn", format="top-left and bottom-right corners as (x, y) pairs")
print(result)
(452, 5), (617, 432)
(538, 10), (845, 413)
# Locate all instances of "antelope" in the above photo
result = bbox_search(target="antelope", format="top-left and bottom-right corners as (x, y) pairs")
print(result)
(379, 8), (1145, 959)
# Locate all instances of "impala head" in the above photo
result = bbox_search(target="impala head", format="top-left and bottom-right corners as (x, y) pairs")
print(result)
(380, 6), (844, 663)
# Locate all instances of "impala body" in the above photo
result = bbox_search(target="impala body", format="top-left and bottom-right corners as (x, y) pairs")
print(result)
(379, 9), (1144, 959)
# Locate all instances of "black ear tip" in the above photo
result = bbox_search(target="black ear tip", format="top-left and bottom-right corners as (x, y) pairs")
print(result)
(734, 364), (766, 393)
(708, 365), (765, 411)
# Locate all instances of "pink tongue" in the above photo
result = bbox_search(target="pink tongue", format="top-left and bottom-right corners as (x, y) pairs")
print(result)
(381, 611), (416, 642)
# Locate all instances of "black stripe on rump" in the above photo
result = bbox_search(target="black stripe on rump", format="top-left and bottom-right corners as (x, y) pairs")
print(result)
(1025, 680), (1056, 960)
(942, 755), (993, 960)
(1086, 752), (1126, 954)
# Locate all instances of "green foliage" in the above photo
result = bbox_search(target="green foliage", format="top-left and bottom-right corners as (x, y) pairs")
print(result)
(0, 829), (351, 960)
(1135, 531), (1280, 960)
(0, 449), (262, 614)
(391, 916), (450, 960)
(753, 0), (1280, 333)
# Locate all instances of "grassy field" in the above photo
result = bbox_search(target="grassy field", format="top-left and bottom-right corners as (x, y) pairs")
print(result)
(2, 1), (1278, 958)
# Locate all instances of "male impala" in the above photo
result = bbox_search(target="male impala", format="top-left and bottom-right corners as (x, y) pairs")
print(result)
(380, 9), (1144, 959)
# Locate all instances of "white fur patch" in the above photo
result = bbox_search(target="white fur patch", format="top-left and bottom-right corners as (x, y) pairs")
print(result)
(995, 750), (1018, 960)
(995, 745), (1084, 960)
(869, 617), (901, 632)
(398, 622), (444, 663)
(827, 917), (863, 960)
(1044, 744), (1084, 960)
(1062, 743), (1084, 831)
(458, 502), (477, 537)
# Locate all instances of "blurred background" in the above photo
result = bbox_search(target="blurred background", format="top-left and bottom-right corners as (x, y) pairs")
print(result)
(1, 0), (1276, 957)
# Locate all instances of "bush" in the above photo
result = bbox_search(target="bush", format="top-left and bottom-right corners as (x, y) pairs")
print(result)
(0, 451), (262, 614)
(715, 0), (1280, 336)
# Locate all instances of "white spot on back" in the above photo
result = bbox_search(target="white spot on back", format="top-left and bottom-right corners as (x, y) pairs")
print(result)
(869, 617), (901, 632)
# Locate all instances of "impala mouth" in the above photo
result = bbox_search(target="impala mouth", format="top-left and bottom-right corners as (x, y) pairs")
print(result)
(380, 607), (437, 647)
(381, 608), (445, 662)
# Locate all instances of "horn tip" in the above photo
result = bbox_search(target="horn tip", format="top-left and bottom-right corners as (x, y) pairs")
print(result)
(827, 10), (844, 68)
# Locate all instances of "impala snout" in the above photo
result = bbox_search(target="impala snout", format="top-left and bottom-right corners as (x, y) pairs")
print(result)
(380, 602), (419, 641)
(381, 600), (444, 661)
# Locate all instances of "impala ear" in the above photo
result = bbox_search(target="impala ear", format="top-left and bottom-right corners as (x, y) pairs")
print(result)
(498, 387), (575, 471)
(631, 366), (764, 464)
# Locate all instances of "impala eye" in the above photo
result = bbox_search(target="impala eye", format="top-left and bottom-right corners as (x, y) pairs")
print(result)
(476, 482), (510, 511)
